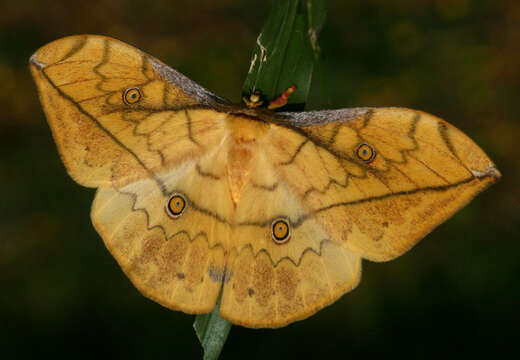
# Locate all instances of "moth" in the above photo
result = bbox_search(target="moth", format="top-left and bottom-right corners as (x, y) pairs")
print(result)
(30, 35), (500, 328)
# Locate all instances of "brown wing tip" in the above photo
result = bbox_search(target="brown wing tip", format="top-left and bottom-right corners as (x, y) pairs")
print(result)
(28, 35), (112, 72)
(471, 164), (501, 180)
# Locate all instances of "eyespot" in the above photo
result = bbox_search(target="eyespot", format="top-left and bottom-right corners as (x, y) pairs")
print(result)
(356, 143), (376, 163)
(123, 87), (141, 105)
(271, 218), (291, 244)
(165, 193), (186, 218)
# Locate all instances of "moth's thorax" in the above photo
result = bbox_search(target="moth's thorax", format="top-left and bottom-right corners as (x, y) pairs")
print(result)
(228, 114), (269, 143)
(226, 115), (268, 205)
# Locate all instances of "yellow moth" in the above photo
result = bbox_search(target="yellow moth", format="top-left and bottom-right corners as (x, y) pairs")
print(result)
(30, 35), (500, 328)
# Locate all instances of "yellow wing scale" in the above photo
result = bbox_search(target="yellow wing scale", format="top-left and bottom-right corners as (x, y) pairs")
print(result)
(30, 35), (500, 328)
(92, 182), (228, 314)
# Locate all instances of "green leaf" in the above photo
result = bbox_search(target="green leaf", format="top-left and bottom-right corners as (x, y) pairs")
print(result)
(193, 296), (232, 360)
(242, 0), (327, 110)
(193, 1), (326, 358)
(306, 0), (327, 58)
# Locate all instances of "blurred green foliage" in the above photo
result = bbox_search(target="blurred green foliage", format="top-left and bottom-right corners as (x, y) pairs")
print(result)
(0, 0), (518, 359)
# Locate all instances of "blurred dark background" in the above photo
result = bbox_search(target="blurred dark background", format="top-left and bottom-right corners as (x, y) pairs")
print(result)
(1, 0), (518, 358)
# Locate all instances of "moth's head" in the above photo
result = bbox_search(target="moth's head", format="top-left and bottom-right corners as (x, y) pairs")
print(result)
(243, 89), (265, 108)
